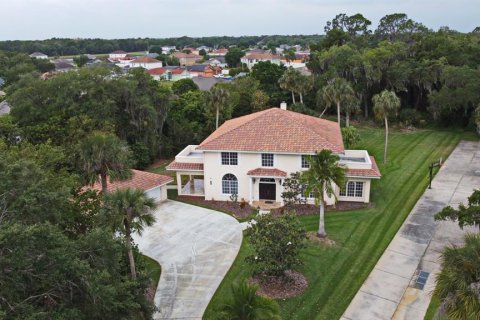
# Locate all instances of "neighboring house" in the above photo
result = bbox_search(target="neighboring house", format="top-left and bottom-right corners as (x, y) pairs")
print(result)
(129, 56), (163, 70)
(109, 50), (128, 61)
(187, 64), (222, 78)
(147, 67), (190, 81)
(167, 104), (380, 207)
(241, 53), (283, 69)
(52, 59), (75, 72)
(29, 52), (48, 59)
(161, 46), (177, 54)
(183, 47), (199, 55)
(146, 52), (159, 59)
(173, 52), (202, 66)
(87, 169), (173, 203)
(113, 54), (136, 68)
(209, 48), (228, 56)
(0, 100), (10, 116)
(205, 57), (228, 68)
(197, 45), (212, 52)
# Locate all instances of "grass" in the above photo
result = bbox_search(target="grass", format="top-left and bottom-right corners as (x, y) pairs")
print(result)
(147, 159), (176, 184)
(424, 295), (442, 320)
(140, 254), (161, 288)
(203, 127), (478, 320)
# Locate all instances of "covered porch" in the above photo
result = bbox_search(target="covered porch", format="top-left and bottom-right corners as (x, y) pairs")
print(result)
(246, 168), (287, 207)
(179, 174), (205, 196)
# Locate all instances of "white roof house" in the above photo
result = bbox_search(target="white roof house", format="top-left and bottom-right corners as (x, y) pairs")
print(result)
(240, 53), (283, 69)
(167, 104), (381, 208)
(129, 57), (163, 70)
(29, 52), (48, 59)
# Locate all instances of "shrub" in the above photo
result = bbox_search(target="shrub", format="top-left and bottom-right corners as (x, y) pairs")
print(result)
(399, 108), (421, 127)
(341, 126), (361, 149)
(131, 142), (151, 169)
(281, 172), (306, 207)
(246, 212), (307, 277)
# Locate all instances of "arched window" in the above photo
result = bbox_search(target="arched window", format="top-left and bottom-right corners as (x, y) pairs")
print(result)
(222, 174), (238, 194)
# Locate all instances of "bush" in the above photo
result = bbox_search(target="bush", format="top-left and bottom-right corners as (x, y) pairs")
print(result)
(246, 212), (307, 277)
(341, 126), (361, 149)
(131, 143), (151, 169)
(399, 108), (421, 127)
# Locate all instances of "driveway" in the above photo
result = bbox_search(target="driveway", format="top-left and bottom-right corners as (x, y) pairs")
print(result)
(132, 200), (243, 319)
(342, 141), (480, 320)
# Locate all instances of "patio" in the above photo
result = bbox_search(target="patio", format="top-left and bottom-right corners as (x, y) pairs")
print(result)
(180, 178), (205, 196)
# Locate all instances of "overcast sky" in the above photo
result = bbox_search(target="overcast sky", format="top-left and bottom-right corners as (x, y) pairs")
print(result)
(0, 0), (478, 40)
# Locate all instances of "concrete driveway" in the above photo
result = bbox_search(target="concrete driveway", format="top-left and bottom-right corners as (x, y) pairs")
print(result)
(342, 141), (480, 320)
(132, 200), (242, 319)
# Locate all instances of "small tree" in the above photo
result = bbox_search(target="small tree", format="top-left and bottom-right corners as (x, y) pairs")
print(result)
(246, 212), (306, 277)
(221, 280), (281, 320)
(281, 172), (306, 207)
(341, 126), (361, 149)
(435, 189), (480, 230)
(373, 90), (400, 164)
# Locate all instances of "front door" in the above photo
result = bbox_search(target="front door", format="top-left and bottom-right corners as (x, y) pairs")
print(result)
(259, 180), (276, 201)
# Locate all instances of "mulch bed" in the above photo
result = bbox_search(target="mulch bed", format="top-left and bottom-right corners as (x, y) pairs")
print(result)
(307, 232), (336, 246)
(271, 201), (371, 217)
(145, 284), (156, 302)
(248, 270), (308, 299)
(177, 195), (255, 219)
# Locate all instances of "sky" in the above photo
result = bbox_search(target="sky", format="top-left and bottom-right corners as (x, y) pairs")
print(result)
(0, 0), (479, 40)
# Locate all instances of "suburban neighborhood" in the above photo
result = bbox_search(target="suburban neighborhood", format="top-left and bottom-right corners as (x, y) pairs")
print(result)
(0, 4), (479, 320)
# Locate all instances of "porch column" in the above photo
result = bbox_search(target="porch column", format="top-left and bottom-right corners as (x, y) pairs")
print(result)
(249, 177), (253, 205)
(176, 172), (182, 195)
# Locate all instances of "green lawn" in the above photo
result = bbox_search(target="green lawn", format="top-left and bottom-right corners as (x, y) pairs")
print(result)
(140, 254), (161, 288)
(203, 127), (478, 320)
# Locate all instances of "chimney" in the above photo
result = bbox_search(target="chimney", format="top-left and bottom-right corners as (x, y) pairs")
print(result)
(280, 101), (287, 110)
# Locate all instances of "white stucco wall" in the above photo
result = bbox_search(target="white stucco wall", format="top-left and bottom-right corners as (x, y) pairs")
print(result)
(144, 185), (168, 203)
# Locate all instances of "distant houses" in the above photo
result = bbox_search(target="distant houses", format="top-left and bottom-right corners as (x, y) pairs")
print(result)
(173, 52), (202, 66)
(147, 67), (189, 81)
(240, 53), (283, 69)
(129, 56), (163, 70)
(108, 50), (128, 61)
(29, 52), (48, 60)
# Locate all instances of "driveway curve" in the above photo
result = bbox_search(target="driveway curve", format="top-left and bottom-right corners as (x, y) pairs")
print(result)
(132, 200), (242, 319)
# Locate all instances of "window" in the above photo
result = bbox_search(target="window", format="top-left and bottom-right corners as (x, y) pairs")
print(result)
(221, 152), (238, 165)
(339, 181), (364, 198)
(222, 174), (238, 194)
(261, 153), (274, 167)
(301, 155), (310, 168)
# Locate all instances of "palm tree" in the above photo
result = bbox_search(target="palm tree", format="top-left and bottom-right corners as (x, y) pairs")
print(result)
(296, 74), (312, 105)
(343, 95), (360, 127)
(301, 150), (345, 238)
(372, 90), (400, 164)
(105, 188), (157, 280)
(321, 78), (355, 125)
(77, 132), (133, 194)
(209, 85), (230, 129)
(221, 280), (281, 320)
(279, 67), (298, 104)
(434, 233), (480, 320)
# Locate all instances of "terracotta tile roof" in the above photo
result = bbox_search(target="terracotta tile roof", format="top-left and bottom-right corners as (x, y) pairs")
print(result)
(197, 108), (344, 154)
(131, 56), (161, 63)
(166, 161), (204, 171)
(173, 52), (201, 59)
(147, 67), (166, 75)
(346, 156), (382, 178)
(247, 168), (287, 177)
(243, 53), (282, 60)
(171, 68), (185, 74)
(87, 169), (173, 193)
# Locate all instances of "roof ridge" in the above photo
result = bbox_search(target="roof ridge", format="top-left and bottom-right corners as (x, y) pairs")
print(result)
(199, 108), (275, 148)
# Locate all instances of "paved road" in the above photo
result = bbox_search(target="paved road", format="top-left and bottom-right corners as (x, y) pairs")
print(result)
(342, 141), (480, 320)
(132, 200), (243, 319)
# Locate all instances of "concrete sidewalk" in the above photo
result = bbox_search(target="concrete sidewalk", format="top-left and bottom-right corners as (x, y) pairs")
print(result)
(342, 141), (480, 320)
(132, 200), (242, 319)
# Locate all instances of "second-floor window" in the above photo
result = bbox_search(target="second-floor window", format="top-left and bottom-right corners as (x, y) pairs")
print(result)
(221, 152), (238, 165)
(301, 155), (310, 168)
(261, 153), (274, 167)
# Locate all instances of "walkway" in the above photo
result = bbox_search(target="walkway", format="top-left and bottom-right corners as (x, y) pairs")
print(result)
(342, 141), (480, 320)
(132, 200), (242, 319)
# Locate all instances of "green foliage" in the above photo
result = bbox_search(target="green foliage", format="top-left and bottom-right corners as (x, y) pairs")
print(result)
(398, 108), (421, 127)
(433, 234), (480, 320)
(246, 213), (307, 277)
(435, 189), (480, 230)
(171, 78), (199, 95)
(251, 61), (287, 105)
(221, 280), (281, 320)
(73, 54), (89, 67)
(76, 132), (133, 194)
(281, 172), (307, 207)
(225, 48), (245, 67)
(131, 142), (151, 169)
(342, 126), (361, 149)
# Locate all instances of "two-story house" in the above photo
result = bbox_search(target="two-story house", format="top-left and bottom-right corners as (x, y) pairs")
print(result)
(240, 53), (283, 69)
(167, 103), (381, 207)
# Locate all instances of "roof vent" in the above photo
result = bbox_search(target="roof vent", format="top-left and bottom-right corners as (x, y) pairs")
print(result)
(280, 101), (287, 110)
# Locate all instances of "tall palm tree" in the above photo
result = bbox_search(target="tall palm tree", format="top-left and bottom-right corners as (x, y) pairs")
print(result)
(209, 85), (230, 129)
(321, 78), (355, 125)
(221, 280), (281, 320)
(296, 74), (312, 105)
(301, 150), (345, 238)
(279, 67), (298, 104)
(105, 188), (157, 280)
(77, 132), (133, 194)
(343, 94), (360, 127)
(434, 233), (480, 320)
(373, 90), (400, 164)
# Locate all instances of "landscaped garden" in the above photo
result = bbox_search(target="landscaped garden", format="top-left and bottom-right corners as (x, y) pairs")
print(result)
(203, 126), (478, 320)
